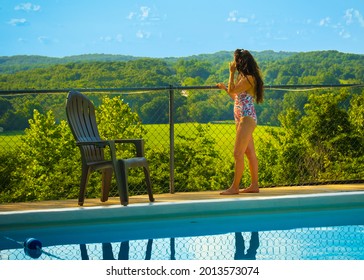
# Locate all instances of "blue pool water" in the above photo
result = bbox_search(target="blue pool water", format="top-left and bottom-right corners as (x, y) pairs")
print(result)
(1, 192), (364, 260)
(1, 224), (364, 260)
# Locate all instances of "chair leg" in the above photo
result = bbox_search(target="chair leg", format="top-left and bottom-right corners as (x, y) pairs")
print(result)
(114, 160), (129, 206)
(79, 165), (91, 206)
(143, 166), (154, 202)
(101, 168), (113, 202)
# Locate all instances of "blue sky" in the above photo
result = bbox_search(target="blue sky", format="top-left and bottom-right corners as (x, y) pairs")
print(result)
(1, 0), (364, 58)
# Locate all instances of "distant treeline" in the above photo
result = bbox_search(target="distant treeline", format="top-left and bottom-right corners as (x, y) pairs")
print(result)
(0, 50), (363, 130)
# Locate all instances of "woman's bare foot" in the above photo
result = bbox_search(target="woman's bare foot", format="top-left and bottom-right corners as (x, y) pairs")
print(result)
(220, 186), (239, 195)
(240, 185), (259, 193)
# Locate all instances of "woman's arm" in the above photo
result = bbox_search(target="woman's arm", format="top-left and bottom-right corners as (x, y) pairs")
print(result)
(217, 61), (239, 100)
(229, 73), (254, 96)
(217, 62), (254, 99)
(227, 62), (237, 99)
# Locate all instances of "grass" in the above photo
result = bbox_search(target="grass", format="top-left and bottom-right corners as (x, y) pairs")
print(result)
(0, 124), (278, 158)
(143, 123), (278, 159)
(0, 131), (24, 150)
(143, 123), (236, 156)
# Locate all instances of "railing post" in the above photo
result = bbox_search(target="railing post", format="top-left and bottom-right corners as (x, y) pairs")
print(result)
(169, 85), (175, 194)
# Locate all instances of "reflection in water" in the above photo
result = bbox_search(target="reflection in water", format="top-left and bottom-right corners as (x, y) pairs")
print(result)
(4, 225), (363, 260)
(170, 238), (176, 260)
(234, 232), (260, 260)
(79, 244), (88, 260)
(145, 239), (153, 260)
(80, 238), (175, 260)
(78, 233), (260, 260)
(80, 240), (153, 260)
(103, 242), (129, 260)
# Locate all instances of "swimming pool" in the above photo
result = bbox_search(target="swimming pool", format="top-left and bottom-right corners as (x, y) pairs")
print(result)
(1, 192), (364, 260)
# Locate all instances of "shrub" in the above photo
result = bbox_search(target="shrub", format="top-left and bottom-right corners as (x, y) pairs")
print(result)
(9, 110), (80, 201)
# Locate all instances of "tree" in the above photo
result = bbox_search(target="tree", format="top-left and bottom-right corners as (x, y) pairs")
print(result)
(97, 95), (145, 140)
(188, 101), (218, 123)
(0, 97), (12, 116)
(140, 95), (169, 124)
(349, 92), (364, 137)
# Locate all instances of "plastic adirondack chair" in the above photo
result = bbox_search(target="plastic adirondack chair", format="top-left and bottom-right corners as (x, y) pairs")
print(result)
(66, 90), (154, 206)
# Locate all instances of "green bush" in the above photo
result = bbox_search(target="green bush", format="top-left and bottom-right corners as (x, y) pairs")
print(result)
(8, 110), (80, 201)
(258, 91), (364, 185)
(0, 150), (20, 202)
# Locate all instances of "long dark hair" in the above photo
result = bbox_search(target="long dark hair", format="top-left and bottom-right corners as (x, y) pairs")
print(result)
(234, 49), (264, 103)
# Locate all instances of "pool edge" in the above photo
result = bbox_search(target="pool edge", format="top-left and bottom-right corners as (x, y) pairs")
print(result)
(1, 191), (364, 231)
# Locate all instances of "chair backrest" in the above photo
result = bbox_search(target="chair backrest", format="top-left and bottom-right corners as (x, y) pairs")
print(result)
(66, 91), (105, 163)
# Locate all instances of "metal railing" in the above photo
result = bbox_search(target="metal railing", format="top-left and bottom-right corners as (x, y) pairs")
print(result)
(0, 84), (363, 202)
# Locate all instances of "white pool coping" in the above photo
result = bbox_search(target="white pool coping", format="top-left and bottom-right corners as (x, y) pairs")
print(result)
(1, 191), (364, 231)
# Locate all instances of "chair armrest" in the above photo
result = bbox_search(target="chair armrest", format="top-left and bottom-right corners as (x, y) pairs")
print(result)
(77, 139), (146, 157)
(114, 139), (145, 157)
(76, 140), (109, 148)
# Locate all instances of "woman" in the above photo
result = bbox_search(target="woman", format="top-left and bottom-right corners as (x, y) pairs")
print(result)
(217, 49), (264, 195)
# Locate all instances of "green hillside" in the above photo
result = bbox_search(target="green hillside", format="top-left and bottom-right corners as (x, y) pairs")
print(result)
(0, 50), (363, 130)
(0, 50), (362, 87)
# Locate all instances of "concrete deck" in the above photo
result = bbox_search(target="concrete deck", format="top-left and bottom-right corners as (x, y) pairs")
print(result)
(1, 183), (364, 212)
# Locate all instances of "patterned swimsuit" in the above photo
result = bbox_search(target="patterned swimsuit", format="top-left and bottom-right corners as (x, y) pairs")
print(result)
(234, 92), (257, 124)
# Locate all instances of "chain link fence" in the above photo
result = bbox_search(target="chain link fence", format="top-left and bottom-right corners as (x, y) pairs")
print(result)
(0, 85), (363, 202)
(2, 225), (364, 260)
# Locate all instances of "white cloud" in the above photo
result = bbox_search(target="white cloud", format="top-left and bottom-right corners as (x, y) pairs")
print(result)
(316, 9), (363, 40)
(100, 36), (112, 42)
(140, 6), (150, 20)
(339, 29), (351, 39)
(345, 9), (354, 24)
(127, 6), (159, 22)
(99, 34), (123, 43)
(227, 10), (238, 22)
(126, 6), (159, 39)
(319, 17), (331, 26)
(227, 10), (249, 23)
(127, 12), (136, 20)
(136, 30), (151, 39)
(345, 8), (364, 27)
(15, 3), (41, 12)
(38, 36), (52, 44)
(8, 18), (27, 26)
(238, 17), (249, 23)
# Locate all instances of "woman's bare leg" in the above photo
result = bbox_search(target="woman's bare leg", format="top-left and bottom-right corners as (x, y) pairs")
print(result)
(240, 137), (259, 193)
(221, 117), (256, 195)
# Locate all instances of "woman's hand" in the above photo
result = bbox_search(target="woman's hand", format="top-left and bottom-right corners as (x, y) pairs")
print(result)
(229, 61), (236, 73)
(217, 82), (227, 91)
